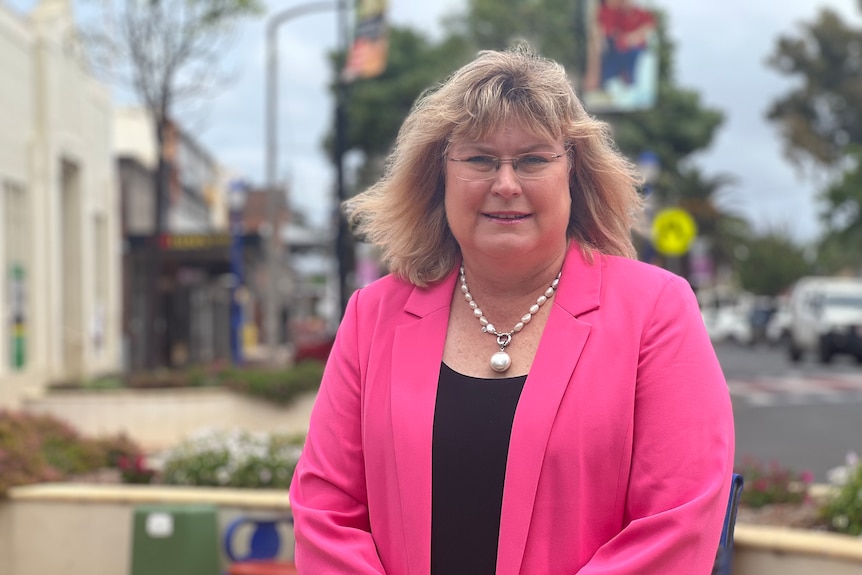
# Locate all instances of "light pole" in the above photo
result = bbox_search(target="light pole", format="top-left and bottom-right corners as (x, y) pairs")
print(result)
(637, 150), (660, 264)
(264, 1), (339, 362)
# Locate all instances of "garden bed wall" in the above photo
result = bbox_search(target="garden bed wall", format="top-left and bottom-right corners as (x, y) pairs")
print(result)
(734, 523), (862, 574)
(2, 483), (862, 575)
(21, 388), (318, 450)
(0, 483), (294, 575)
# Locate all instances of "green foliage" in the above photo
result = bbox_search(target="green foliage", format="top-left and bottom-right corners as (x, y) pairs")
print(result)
(0, 411), (145, 496)
(455, 0), (588, 71)
(815, 146), (862, 274)
(160, 429), (304, 489)
(46, 362), (323, 407)
(820, 452), (862, 535)
(766, 6), (862, 169)
(221, 360), (325, 405)
(735, 228), (814, 296)
(735, 456), (813, 509)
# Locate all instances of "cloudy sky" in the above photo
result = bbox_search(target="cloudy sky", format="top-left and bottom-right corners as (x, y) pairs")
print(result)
(8, 0), (862, 240)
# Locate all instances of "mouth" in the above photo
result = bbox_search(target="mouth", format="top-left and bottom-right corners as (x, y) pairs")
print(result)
(483, 212), (530, 221)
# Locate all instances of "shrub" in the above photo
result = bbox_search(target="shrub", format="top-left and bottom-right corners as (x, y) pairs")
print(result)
(46, 361), (323, 408)
(735, 456), (813, 508)
(222, 360), (325, 405)
(159, 428), (304, 489)
(819, 452), (862, 535)
(0, 410), (147, 495)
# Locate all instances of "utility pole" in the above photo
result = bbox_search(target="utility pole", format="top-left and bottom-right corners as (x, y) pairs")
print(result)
(334, 0), (355, 317)
(264, 1), (337, 362)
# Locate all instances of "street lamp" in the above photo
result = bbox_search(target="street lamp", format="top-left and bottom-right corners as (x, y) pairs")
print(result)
(636, 150), (660, 263)
(264, 1), (339, 363)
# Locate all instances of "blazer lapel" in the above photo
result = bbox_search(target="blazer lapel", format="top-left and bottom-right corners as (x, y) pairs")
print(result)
(496, 247), (602, 575)
(389, 269), (457, 575)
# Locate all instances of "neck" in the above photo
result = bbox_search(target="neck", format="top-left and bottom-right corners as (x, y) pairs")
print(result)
(460, 248), (567, 301)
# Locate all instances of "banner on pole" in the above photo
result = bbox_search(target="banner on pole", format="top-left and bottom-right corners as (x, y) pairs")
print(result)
(343, 0), (389, 82)
(581, 0), (659, 112)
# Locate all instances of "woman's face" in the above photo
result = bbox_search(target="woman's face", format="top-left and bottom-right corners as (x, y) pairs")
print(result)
(444, 122), (572, 267)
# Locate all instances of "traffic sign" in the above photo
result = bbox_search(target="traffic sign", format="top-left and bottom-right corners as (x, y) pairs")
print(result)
(651, 207), (697, 256)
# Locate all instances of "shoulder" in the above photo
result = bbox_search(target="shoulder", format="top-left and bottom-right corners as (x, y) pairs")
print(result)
(597, 253), (696, 304)
(348, 271), (453, 321)
(350, 273), (414, 312)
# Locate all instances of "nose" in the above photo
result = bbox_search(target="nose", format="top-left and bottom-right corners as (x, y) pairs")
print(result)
(490, 161), (522, 197)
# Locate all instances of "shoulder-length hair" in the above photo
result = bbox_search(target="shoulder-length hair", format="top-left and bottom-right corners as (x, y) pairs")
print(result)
(347, 45), (643, 287)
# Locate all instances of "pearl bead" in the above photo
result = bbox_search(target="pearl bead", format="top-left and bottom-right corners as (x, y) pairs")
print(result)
(490, 351), (512, 372)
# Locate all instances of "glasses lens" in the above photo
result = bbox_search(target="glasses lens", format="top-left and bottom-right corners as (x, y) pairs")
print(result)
(448, 152), (562, 181)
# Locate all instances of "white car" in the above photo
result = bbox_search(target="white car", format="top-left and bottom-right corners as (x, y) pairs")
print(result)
(786, 277), (862, 364)
(702, 305), (753, 346)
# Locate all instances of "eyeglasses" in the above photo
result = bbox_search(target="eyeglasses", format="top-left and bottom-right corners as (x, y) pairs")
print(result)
(447, 151), (566, 181)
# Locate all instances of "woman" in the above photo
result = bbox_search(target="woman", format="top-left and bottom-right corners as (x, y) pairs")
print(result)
(289, 45), (734, 574)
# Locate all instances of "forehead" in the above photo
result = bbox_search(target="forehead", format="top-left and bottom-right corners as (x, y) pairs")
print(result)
(449, 120), (559, 150)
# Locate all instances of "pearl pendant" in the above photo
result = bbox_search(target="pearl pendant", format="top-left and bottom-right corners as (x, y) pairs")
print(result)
(490, 350), (512, 373)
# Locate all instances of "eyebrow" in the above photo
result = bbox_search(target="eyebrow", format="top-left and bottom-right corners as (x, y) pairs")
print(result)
(450, 142), (559, 154)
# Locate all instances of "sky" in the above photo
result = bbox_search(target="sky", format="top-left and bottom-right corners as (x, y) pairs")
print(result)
(7, 0), (862, 241)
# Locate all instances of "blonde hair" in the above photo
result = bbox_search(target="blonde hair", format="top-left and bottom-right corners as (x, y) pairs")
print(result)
(347, 45), (643, 287)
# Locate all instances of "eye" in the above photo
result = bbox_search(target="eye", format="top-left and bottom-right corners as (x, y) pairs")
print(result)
(518, 154), (552, 166)
(463, 155), (497, 170)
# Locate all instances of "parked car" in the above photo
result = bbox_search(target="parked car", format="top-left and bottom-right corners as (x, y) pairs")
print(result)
(785, 276), (862, 364)
(765, 303), (791, 347)
(748, 297), (778, 347)
(702, 305), (753, 346)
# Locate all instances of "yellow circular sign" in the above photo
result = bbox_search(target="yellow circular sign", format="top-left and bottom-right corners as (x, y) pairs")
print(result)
(651, 208), (697, 256)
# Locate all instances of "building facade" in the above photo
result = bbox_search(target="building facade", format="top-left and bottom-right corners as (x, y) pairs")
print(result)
(0, 0), (122, 406)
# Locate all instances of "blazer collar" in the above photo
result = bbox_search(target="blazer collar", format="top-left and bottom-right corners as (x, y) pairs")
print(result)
(496, 244), (601, 574)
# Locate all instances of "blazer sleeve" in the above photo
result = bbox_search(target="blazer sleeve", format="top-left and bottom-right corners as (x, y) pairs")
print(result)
(288, 289), (386, 574)
(578, 274), (735, 574)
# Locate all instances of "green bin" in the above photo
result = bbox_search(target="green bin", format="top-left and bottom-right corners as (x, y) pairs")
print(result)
(130, 504), (220, 575)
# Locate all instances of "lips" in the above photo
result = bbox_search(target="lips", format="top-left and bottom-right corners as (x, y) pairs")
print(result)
(484, 212), (529, 220)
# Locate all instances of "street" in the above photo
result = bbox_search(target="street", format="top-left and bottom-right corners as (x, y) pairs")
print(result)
(715, 341), (862, 482)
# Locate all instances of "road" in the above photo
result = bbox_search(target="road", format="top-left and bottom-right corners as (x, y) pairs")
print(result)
(714, 341), (862, 483)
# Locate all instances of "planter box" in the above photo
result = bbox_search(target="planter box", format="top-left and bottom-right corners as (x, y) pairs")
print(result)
(0, 483), (294, 575)
(734, 523), (862, 574)
(21, 387), (317, 450)
(2, 483), (861, 575)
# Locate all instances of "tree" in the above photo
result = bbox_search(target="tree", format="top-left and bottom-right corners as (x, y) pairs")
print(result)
(81, 0), (263, 368)
(675, 167), (748, 273)
(735, 229), (813, 297)
(83, 0), (262, 230)
(766, 5), (862, 171)
(816, 146), (862, 273)
(767, 4), (862, 273)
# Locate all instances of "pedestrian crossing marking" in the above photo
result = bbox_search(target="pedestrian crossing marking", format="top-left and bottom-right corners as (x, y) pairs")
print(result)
(727, 372), (862, 407)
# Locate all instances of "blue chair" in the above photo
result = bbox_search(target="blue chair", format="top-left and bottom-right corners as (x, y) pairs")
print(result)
(223, 516), (297, 575)
(714, 473), (744, 575)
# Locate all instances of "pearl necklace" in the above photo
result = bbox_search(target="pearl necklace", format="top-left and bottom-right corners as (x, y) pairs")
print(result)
(459, 265), (561, 373)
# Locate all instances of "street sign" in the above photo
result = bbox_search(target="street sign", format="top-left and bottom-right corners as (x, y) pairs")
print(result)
(651, 207), (697, 257)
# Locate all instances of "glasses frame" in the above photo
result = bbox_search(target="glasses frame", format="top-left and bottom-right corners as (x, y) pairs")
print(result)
(446, 151), (567, 182)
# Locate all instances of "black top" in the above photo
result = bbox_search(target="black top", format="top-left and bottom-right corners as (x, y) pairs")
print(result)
(431, 363), (527, 575)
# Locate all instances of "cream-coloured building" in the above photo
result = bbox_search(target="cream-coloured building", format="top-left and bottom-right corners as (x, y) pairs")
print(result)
(0, 0), (121, 406)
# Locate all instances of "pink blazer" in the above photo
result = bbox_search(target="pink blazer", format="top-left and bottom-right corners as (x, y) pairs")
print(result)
(289, 245), (735, 574)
